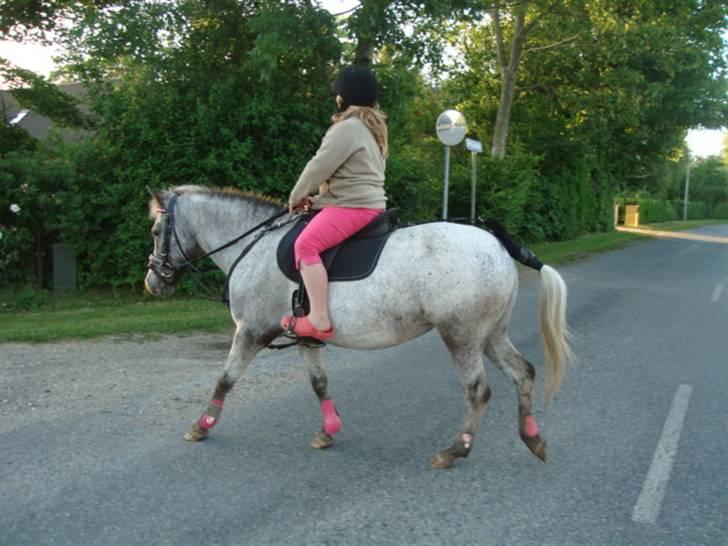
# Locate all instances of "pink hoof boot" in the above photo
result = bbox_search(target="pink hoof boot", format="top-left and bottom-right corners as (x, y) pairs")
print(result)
(320, 399), (341, 435)
(524, 415), (539, 438)
(198, 399), (224, 431)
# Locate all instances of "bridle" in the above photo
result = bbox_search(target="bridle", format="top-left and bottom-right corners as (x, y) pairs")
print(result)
(147, 193), (290, 291)
(147, 195), (191, 285)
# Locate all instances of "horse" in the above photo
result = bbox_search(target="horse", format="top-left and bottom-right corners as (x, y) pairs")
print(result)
(144, 185), (573, 469)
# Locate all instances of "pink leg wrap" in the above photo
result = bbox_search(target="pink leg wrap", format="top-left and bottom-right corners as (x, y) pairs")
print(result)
(198, 399), (224, 431)
(460, 433), (474, 449)
(320, 399), (341, 435)
(524, 415), (539, 438)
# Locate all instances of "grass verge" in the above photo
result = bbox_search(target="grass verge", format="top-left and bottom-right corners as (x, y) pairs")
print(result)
(0, 295), (231, 343)
(1, 219), (724, 343)
(528, 230), (642, 266)
(630, 219), (726, 232)
(528, 219), (725, 266)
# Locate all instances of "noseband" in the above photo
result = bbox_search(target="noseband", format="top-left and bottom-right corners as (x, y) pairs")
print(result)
(147, 195), (190, 285)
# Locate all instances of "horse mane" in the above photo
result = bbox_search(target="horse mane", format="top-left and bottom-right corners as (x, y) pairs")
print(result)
(174, 185), (285, 208)
(149, 185), (285, 219)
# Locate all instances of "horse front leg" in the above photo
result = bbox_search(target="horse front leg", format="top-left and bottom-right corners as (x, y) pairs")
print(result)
(432, 342), (491, 470)
(485, 336), (547, 462)
(183, 325), (268, 442)
(300, 346), (341, 449)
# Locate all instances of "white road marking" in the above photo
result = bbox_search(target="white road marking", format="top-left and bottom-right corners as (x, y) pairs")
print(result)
(632, 384), (693, 525)
(711, 283), (723, 302)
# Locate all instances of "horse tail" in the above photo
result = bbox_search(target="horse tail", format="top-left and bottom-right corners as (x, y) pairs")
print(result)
(538, 264), (573, 402)
(482, 219), (574, 402)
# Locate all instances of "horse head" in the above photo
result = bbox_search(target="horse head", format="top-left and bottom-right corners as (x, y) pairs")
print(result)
(144, 188), (199, 296)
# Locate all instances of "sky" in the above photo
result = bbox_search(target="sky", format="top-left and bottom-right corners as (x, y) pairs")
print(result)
(0, 0), (725, 158)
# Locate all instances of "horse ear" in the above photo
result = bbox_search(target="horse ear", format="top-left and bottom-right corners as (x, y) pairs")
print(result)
(146, 186), (166, 218)
(146, 186), (165, 207)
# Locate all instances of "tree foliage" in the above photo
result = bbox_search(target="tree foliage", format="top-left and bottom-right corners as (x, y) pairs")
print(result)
(449, 0), (726, 237)
(1, 0), (726, 288)
(0, 0), (108, 40)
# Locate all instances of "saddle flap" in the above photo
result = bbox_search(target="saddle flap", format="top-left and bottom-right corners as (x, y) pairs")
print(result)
(276, 209), (398, 284)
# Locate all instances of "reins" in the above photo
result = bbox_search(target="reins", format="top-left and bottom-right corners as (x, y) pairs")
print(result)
(221, 213), (297, 305)
(194, 208), (290, 265)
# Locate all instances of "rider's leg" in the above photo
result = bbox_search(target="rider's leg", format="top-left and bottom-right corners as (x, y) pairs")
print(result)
(300, 262), (331, 332)
(292, 207), (383, 333)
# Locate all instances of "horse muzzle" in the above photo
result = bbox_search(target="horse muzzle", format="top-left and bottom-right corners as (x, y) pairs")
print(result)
(145, 269), (177, 296)
(145, 254), (179, 296)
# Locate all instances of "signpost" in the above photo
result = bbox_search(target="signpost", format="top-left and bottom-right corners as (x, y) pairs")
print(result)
(683, 159), (691, 221)
(436, 110), (467, 219)
(465, 137), (482, 222)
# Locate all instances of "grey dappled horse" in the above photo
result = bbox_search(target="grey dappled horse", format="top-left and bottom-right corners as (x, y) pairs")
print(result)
(145, 186), (573, 469)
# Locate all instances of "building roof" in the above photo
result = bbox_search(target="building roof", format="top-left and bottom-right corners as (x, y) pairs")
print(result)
(0, 82), (90, 142)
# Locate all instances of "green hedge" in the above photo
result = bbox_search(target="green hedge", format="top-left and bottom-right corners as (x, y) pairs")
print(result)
(711, 201), (728, 219)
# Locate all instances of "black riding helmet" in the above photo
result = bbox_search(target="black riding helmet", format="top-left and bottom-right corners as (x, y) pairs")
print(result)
(333, 65), (379, 109)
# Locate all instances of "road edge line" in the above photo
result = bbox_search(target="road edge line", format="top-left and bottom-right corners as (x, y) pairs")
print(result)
(632, 384), (693, 525)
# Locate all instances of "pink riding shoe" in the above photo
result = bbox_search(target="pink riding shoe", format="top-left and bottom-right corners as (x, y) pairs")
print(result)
(281, 315), (335, 341)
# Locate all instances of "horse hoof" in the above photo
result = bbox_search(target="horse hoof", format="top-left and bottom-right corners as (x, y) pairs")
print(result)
(184, 428), (209, 442)
(523, 435), (547, 462)
(310, 431), (334, 449)
(431, 451), (456, 470)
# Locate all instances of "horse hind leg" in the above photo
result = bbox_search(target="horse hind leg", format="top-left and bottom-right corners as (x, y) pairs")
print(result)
(485, 336), (547, 462)
(184, 326), (269, 442)
(301, 346), (341, 449)
(431, 337), (491, 470)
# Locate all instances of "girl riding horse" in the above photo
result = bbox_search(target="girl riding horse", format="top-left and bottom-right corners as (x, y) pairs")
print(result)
(281, 65), (388, 341)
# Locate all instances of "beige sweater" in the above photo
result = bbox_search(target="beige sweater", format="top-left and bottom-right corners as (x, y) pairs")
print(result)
(289, 117), (387, 210)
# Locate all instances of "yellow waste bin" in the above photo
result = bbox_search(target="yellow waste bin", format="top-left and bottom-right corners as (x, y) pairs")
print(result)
(625, 204), (640, 227)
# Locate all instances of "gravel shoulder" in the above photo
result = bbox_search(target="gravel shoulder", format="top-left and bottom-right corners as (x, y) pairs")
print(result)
(0, 333), (309, 436)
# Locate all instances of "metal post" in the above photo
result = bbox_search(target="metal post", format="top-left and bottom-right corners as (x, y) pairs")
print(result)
(443, 145), (450, 220)
(470, 151), (477, 222)
(683, 160), (691, 221)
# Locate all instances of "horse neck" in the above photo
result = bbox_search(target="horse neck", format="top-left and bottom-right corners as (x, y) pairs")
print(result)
(180, 193), (284, 273)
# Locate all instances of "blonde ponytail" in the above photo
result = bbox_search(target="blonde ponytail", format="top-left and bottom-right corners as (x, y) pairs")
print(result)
(332, 105), (389, 159)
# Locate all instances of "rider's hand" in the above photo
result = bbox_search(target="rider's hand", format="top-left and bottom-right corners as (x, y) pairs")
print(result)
(289, 196), (313, 214)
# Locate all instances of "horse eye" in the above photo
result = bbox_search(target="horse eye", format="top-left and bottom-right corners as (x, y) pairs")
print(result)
(152, 229), (161, 237)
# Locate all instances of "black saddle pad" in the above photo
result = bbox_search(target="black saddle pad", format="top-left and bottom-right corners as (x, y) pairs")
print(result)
(277, 209), (398, 284)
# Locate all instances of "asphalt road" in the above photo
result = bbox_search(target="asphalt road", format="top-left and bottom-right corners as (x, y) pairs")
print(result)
(2, 224), (726, 546)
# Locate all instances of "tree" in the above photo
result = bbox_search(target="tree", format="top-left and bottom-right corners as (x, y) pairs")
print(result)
(487, 0), (582, 158)
(446, 0), (726, 238)
(0, 0), (108, 40)
(339, 0), (482, 66)
(50, 0), (345, 287)
(689, 157), (728, 207)
(457, 0), (727, 170)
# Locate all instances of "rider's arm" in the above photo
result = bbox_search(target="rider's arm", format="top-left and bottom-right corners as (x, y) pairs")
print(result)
(288, 119), (361, 207)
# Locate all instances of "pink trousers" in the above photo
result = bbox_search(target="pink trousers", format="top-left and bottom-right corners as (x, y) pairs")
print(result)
(295, 206), (384, 268)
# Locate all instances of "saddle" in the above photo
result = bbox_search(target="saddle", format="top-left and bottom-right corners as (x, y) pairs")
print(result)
(277, 209), (399, 285)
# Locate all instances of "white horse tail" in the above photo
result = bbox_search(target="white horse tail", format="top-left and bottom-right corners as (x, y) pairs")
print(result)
(482, 218), (574, 402)
(538, 264), (574, 402)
